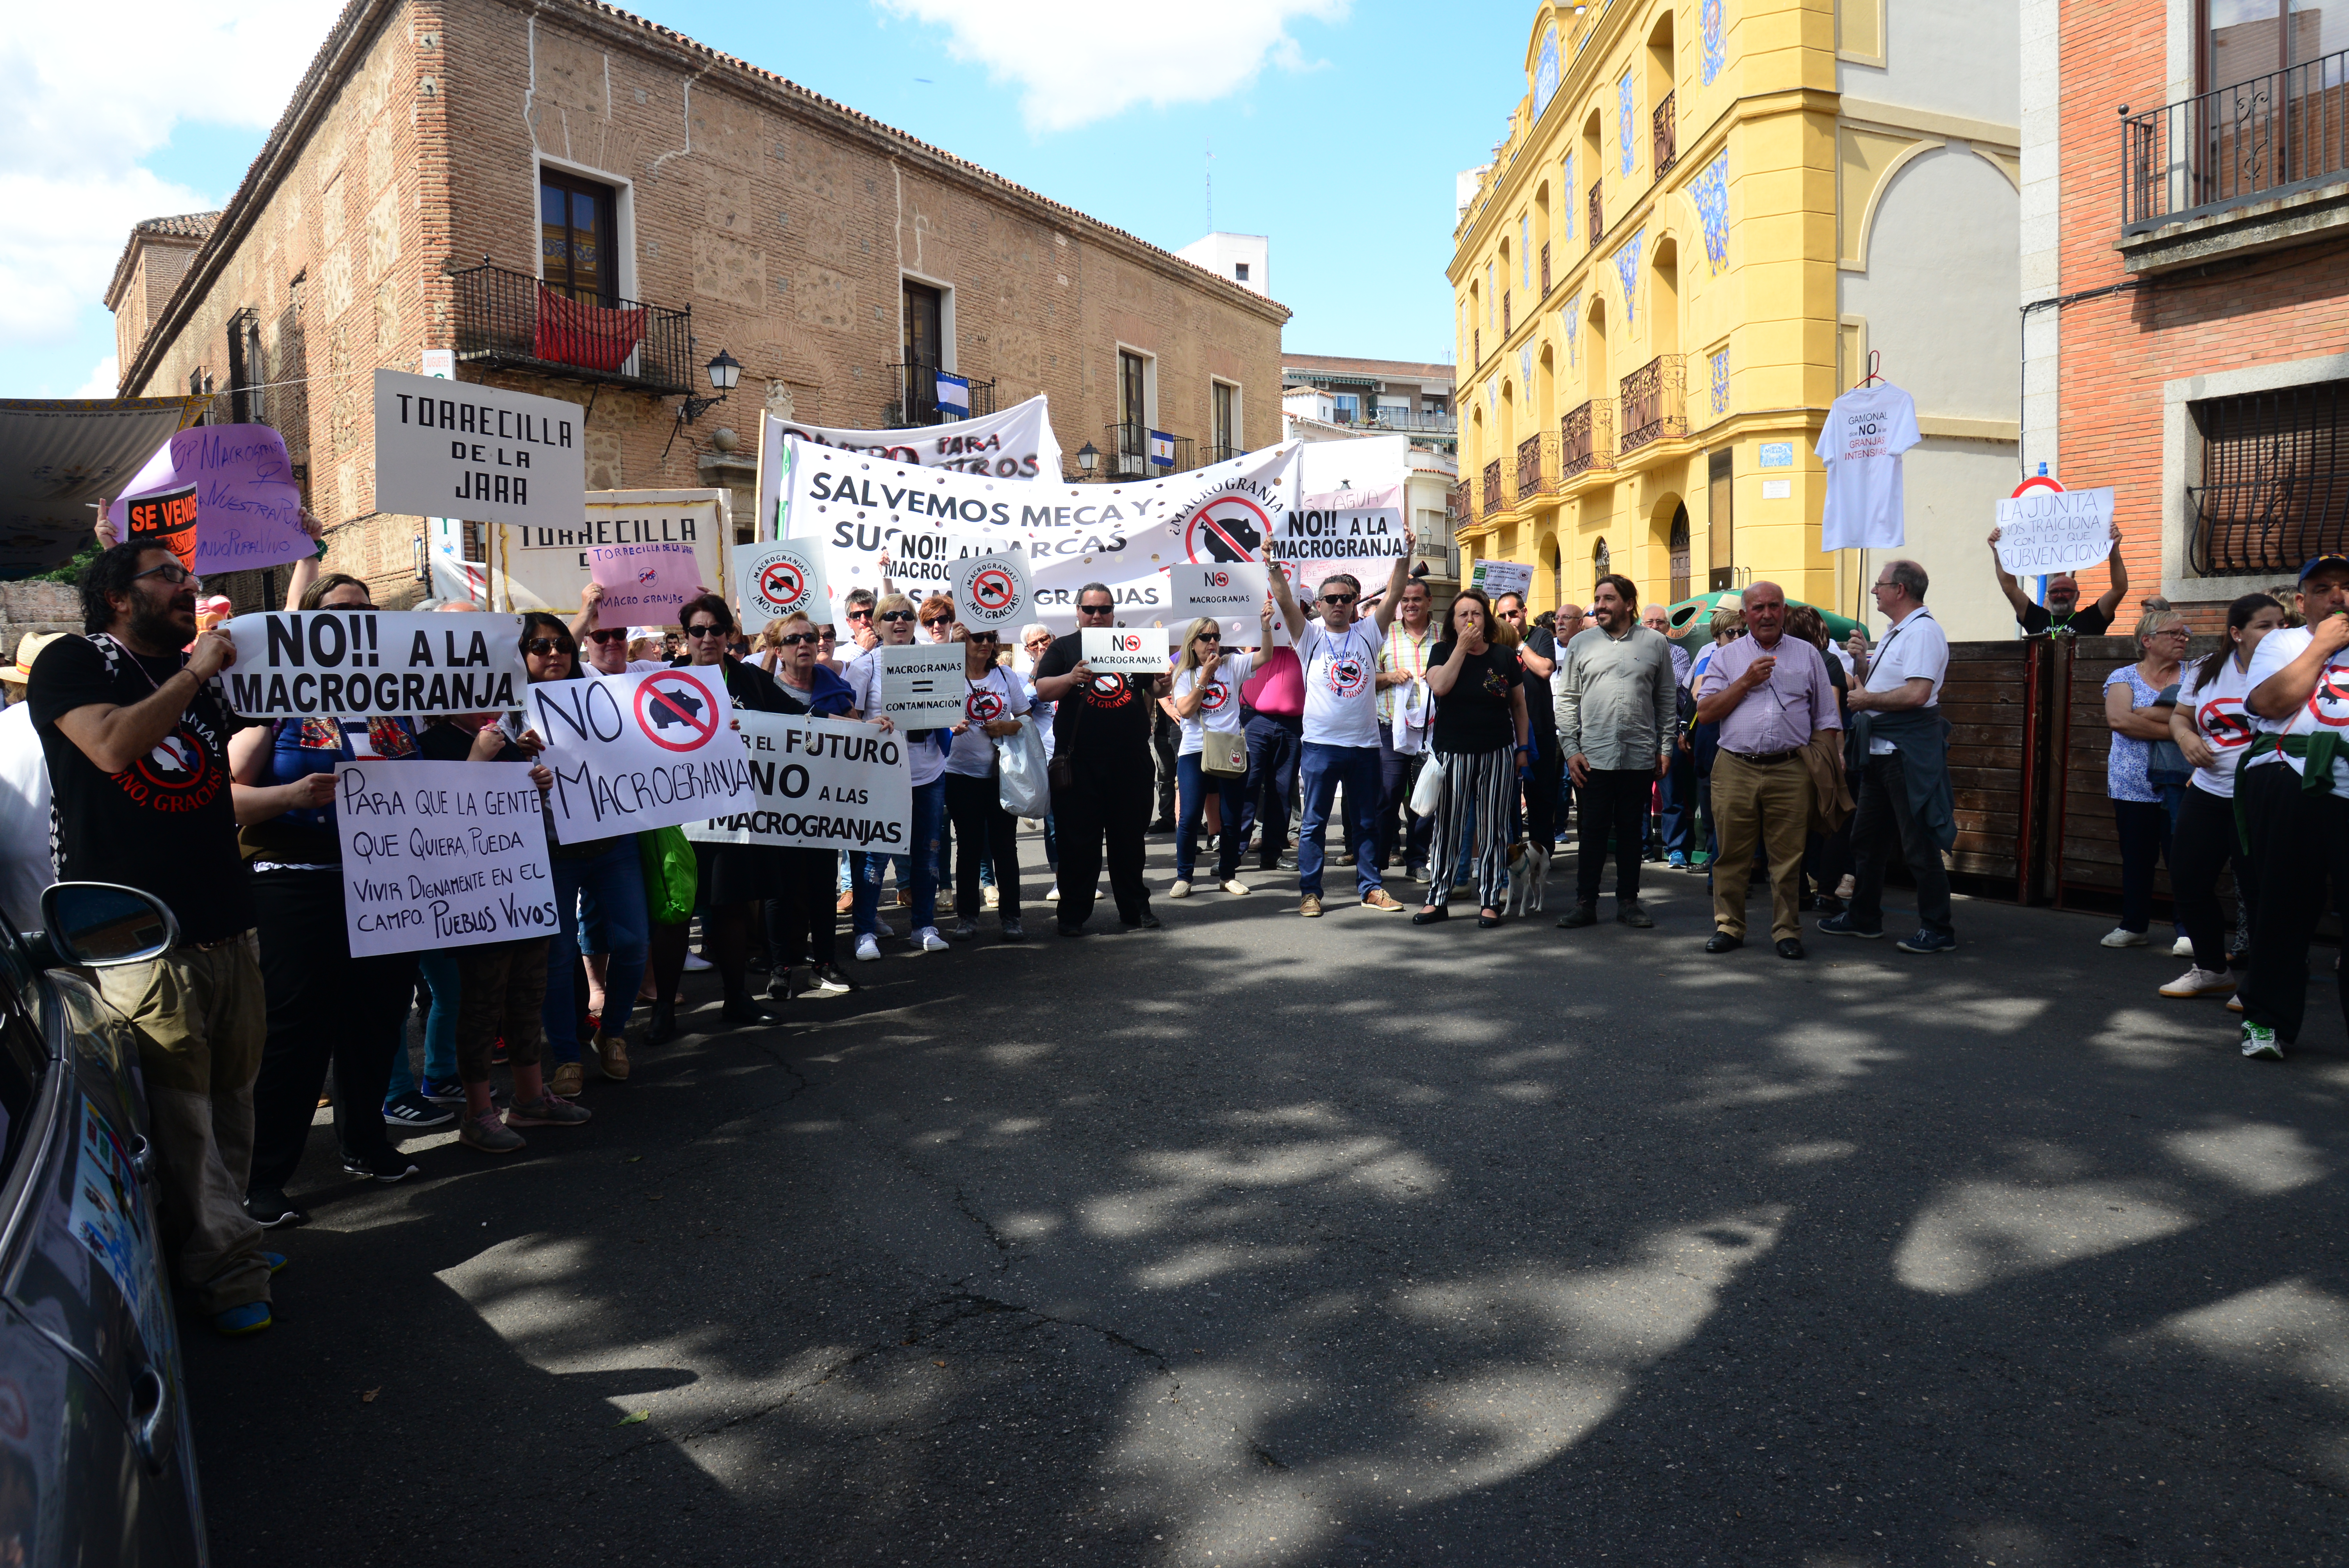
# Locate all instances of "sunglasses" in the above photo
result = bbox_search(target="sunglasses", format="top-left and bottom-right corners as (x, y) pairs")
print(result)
(846, 609), (874, 622)
(134, 562), (200, 586)
(1322, 593), (1357, 606)
(587, 628), (629, 645)
(1077, 603), (1116, 616)
(922, 618), (953, 629)
(524, 637), (570, 656)
(1195, 632), (1222, 643)
(775, 631), (820, 646)
(685, 625), (727, 639)
(878, 609), (916, 623)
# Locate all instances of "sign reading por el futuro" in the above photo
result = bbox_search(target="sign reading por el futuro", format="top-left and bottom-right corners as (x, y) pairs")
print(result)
(684, 712), (911, 854)
(373, 368), (587, 530)
(218, 611), (528, 719)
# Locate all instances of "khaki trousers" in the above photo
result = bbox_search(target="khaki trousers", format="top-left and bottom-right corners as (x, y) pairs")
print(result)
(96, 935), (270, 1314)
(1710, 750), (1814, 941)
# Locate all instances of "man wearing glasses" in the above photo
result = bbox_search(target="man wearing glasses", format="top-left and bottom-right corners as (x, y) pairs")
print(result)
(1267, 538), (1415, 917)
(842, 586), (880, 652)
(1988, 519), (2127, 637)
(1032, 585), (1171, 935)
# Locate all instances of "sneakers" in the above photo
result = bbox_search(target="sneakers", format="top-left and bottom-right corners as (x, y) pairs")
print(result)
(1169, 879), (1192, 899)
(213, 1301), (273, 1336)
(982, 884), (1000, 911)
(1896, 928), (1957, 954)
(1044, 884), (1061, 902)
(421, 1077), (467, 1105)
(460, 1109), (526, 1154)
(1667, 851), (1689, 869)
(340, 1152), (421, 1184)
(2170, 933), (2195, 957)
(596, 1033), (630, 1082)
(1834, 874), (1855, 898)
(382, 1090), (453, 1130)
(803, 965), (855, 995)
(1299, 894), (1324, 918)
(2228, 992), (2245, 1014)
(1362, 888), (1405, 912)
(2240, 1020), (2284, 1061)
(948, 918), (978, 941)
(547, 1060), (585, 1098)
(1817, 912), (1882, 939)
(505, 1093), (592, 1128)
(1001, 917), (1026, 942)
(683, 950), (715, 971)
(2100, 927), (2149, 948)
(2160, 965), (2235, 999)
(1221, 878), (1251, 896)
(243, 1188), (307, 1229)
(917, 926), (950, 952)
(854, 932), (882, 962)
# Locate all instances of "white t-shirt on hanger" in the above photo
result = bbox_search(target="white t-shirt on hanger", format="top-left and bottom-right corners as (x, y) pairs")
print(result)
(1816, 382), (1921, 552)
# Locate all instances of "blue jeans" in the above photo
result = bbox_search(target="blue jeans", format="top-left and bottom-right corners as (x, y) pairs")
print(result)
(386, 950), (460, 1103)
(1297, 741), (1385, 898)
(855, 776), (945, 935)
(544, 841), (651, 1064)
(1175, 752), (1248, 880)
(1659, 742), (1698, 857)
(1237, 714), (1302, 867)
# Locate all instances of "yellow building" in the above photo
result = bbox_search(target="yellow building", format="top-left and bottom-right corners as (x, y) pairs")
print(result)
(1450, 0), (2021, 635)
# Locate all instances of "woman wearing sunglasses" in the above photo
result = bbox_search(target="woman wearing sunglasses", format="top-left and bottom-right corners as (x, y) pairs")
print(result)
(1017, 622), (1061, 891)
(943, 625), (1030, 940)
(843, 592), (951, 959)
(752, 611), (867, 992)
(1166, 611), (1266, 898)
(1415, 587), (1528, 929)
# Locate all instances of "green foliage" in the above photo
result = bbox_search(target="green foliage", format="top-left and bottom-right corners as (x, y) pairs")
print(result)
(31, 540), (100, 586)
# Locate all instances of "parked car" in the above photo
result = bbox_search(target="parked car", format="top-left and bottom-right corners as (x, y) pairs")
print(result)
(0, 882), (208, 1566)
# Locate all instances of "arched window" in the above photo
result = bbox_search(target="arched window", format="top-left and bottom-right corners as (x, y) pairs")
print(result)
(1668, 504), (1690, 604)
(1549, 537), (1563, 607)
(1593, 538), (1611, 592)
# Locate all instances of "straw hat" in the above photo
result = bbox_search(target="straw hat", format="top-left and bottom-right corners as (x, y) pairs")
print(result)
(0, 632), (66, 693)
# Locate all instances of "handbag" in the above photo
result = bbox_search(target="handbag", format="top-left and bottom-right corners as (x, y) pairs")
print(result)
(1047, 677), (1080, 792)
(636, 825), (698, 926)
(1202, 729), (1247, 777)
(1410, 753), (1446, 818)
(995, 715), (1052, 816)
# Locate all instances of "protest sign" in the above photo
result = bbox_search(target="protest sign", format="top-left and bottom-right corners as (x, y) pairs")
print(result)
(374, 369), (586, 531)
(781, 437), (1305, 634)
(1994, 487), (2117, 577)
(882, 530), (1016, 603)
(757, 394), (1062, 537)
(219, 611), (527, 719)
(524, 668), (759, 840)
(589, 540), (700, 624)
(1471, 559), (1534, 600)
(1279, 483), (1407, 600)
(488, 489), (727, 616)
(876, 643), (967, 725)
(950, 549), (1032, 630)
(1082, 625), (1169, 673)
(107, 424), (310, 574)
(683, 712), (911, 855)
(336, 760), (556, 958)
(1162, 561), (1268, 639)
(738, 539), (829, 633)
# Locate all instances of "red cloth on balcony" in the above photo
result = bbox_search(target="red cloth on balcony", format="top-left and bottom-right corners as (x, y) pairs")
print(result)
(534, 286), (644, 372)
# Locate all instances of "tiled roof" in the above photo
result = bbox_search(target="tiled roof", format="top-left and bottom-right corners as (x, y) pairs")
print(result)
(103, 212), (225, 314)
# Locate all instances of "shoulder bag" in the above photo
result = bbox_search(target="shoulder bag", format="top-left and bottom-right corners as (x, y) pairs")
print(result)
(1202, 729), (1247, 777)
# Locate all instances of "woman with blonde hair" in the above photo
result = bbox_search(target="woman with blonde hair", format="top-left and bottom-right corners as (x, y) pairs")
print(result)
(2100, 608), (2193, 948)
(1413, 586), (1528, 928)
(843, 591), (951, 957)
(1165, 608), (1267, 897)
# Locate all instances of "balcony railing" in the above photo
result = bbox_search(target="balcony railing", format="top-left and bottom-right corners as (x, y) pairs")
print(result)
(1364, 407), (1459, 435)
(1203, 443), (1243, 465)
(1561, 399), (1614, 477)
(1103, 422), (1192, 479)
(451, 260), (693, 394)
(2188, 380), (2349, 574)
(1474, 329), (1482, 365)
(1654, 92), (1677, 176)
(880, 362), (999, 428)
(1481, 460), (1504, 517)
(2124, 49), (2349, 232)
(1517, 431), (1563, 500)
(1589, 180), (1605, 246)
(1540, 242), (1552, 295)
(1620, 355), (1688, 451)
(1448, 483), (1472, 527)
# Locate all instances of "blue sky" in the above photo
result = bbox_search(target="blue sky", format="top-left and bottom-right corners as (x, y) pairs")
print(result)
(0, 0), (1530, 401)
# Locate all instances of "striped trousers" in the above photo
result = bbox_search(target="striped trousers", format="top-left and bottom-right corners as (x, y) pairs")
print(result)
(1428, 745), (1517, 910)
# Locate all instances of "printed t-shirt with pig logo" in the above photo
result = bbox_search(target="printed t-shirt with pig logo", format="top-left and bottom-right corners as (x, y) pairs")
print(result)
(1298, 620), (1385, 749)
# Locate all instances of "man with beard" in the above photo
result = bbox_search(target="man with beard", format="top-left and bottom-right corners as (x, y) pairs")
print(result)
(29, 542), (289, 1335)
(1555, 574), (1677, 930)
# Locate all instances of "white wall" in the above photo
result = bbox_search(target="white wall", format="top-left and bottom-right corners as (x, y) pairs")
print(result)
(1839, 0), (2021, 125)
(1175, 232), (1269, 296)
(1840, 148), (2019, 422)
(1895, 440), (2024, 641)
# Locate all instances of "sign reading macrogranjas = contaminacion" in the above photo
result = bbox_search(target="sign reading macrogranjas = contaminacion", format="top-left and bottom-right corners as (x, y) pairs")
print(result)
(217, 611), (528, 719)
(372, 368), (587, 531)
(684, 712), (911, 855)
(335, 760), (556, 959)
(523, 668), (759, 840)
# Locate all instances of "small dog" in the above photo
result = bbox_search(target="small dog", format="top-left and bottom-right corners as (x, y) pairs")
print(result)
(1504, 840), (1550, 915)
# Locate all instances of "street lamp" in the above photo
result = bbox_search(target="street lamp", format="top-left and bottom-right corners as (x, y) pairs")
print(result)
(679, 348), (740, 424)
(1075, 440), (1098, 478)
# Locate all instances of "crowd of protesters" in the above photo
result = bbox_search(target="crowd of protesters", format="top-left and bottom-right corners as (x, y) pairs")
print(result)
(5, 504), (2340, 1340)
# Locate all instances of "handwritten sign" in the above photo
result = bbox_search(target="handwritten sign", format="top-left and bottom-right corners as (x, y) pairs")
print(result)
(739, 539), (830, 633)
(1995, 487), (2117, 577)
(219, 611), (527, 719)
(336, 760), (556, 957)
(1470, 559), (1534, 600)
(949, 549), (1032, 630)
(524, 668), (759, 839)
(1081, 625), (1170, 673)
(876, 643), (967, 724)
(373, 368), (586, 531)
(589, 540), (701, 624)
(107, 424), (311, 574)
(683, 712), (911, 854)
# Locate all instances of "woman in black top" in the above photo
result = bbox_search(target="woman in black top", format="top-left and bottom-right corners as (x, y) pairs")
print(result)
(1413, 588), (1529, 929)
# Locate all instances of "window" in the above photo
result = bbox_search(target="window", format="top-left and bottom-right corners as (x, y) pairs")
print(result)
(229, 307), (265, 424)
(2208, 0), (2343, 91)
(1234, 262), (1250, 282)
(1707, 447), (1734, 590)
(903, 281), (944, 369)
(1116, 350), (1151, 475)
(1669, 503), (1691, 604)
(1212, 381), (1237, 456)
(2190, 379), (2349, 574)
(540, 169), (618, 305)
(1331, 393), (1361, 424)
(1593, 538), (1611, 590)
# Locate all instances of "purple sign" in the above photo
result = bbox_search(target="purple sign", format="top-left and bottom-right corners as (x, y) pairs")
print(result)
(107, 424), (312, 574)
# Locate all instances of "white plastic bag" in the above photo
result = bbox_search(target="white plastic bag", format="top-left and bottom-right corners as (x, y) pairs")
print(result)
(995, 715), (1051, 817)
(1409, 752), (1445, 818)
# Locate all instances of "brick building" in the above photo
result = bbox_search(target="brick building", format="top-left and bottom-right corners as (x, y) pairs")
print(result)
(2022, 0), (2349, 629)
(105, 0), (1288, 608)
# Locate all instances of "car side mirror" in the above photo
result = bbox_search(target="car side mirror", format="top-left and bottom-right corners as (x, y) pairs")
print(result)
(38, 883), (178, 969)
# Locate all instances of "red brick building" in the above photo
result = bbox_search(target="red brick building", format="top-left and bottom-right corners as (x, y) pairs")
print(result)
(105, 0), (1288, 607)
(2022, 0), (2349, 629)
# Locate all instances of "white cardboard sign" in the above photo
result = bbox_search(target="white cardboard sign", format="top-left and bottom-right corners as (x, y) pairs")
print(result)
(1082, 625), (1170, 672)
(1470, 559), (1535, 600)
(949, 550), (1033, 630)
(876, 643), (968, 724)
(492, 490), (728, 616)
(373, 369), (586, 530)
(1163, 561), (1269, 639)
(1995, 488), (2117, 577)
(336, 760), (556, 957)
(219, 611), (527, 719)
(739, 540), (830, 633)
(523, 668), (759, 840)
(683, 712), (912, 855)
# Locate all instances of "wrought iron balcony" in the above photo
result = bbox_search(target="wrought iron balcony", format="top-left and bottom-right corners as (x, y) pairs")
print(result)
(2124, 49), (2349, 234)
(1562, 399), (1614, 477)
(1363, 407), (1459, 435)
(1481, 459), (1504, 517)
(880, 362), (999, 428)
(1517, 431), (1561, 499)
(1448, 483), (1472, 527)
(1619, 355), (1687, 451)
(451, 261), (692, 394)
(1654, 92), (1677, 176)
(1103, 422), (1191, 479)
(1503, 291), (1513, 335)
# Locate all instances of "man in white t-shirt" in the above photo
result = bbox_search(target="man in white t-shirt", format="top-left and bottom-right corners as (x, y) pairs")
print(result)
(1820, 558), (1955, 953)
(2236, 553), (2349, 1060)
(1268, 538), (1414, 917)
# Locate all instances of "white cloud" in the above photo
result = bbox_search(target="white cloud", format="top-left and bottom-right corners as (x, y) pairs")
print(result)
(0, 2), (335, 349)
(875, 0), (1349, 133)
(71, 355), (121, 401)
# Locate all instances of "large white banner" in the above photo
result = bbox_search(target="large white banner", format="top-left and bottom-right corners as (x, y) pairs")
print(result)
(524, 668), (759, 840)
(219, 611), (527, 719)
(683, 712), (911, 855)
(777, 438), (1305, 634)
(490, 490), (729, 616)
(337, 760), (556, 957)
(374, 369), (586, 531)
(756, 395), (1063, 538)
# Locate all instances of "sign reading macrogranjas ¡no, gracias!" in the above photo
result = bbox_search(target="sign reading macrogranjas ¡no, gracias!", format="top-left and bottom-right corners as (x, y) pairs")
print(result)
(373, 368), (587, 530)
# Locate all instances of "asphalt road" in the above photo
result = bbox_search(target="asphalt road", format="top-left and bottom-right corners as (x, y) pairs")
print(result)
(187, 834), (2349, 1567)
